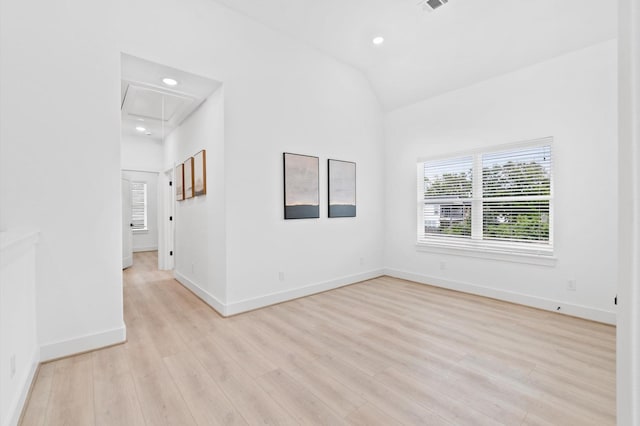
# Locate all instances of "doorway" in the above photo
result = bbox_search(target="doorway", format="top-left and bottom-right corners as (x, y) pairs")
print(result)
(120, 53), (221, 271)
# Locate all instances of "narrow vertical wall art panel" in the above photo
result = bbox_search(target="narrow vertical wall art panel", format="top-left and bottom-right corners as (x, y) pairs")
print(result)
(175, 163), (185, 201)
(283, 153), (320, 219)
(194, 150), (207, 196)
(328, 159), (356, 217)
(184, 157), (194, 199)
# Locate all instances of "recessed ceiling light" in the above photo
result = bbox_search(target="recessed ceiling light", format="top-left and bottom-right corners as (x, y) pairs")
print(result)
(135, 126), (146, 132)
(145, 132), (152, 136)
(372, 36), (384, 45)
(162, 77), (178, 86)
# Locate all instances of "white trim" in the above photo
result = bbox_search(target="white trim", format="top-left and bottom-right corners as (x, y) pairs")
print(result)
(416, 136), (554, 163)
(174, 271), (226, 316)
(618, 0), (640, 423)
(122, 255), (133, 270)
(416, 242), (557, 266)
(0, 229), (40, 268)
(158, 168), (175, 271)
(132, 246), (158, 253)
(417, 138), (554, 257)
(121, 168), (160, 174)
(0, 228), (40, 426)
(174, 269), (385, 317)
(384, 268), (616, 325)
(39, 325), (127, 362)
(225, 269), (385, 316)
(5, 348), (39, 426)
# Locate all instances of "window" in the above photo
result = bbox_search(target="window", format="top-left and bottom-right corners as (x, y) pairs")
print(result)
(131, 182), (148, 232)
(417, 139), (553, 256)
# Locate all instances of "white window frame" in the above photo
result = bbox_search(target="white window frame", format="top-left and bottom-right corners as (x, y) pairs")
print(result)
(416, 137), (555, 265)
(131, 181), (148, 233)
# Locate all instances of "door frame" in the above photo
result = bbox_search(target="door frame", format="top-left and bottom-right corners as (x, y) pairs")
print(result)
(158, 167), (175, 270)
(121, 177), (133, 269)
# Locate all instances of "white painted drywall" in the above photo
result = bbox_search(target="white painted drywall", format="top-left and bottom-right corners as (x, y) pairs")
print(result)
(617, 0), (640, 422)
(0, 0), (125, 360)
(165, 87), (226, 305)
(0, 230), (39, 426)
(118, 0), (386, 311)
(121, 135), (164, 172)
(2, 0), (618, 403)
(121, 171), (159, 253)
(0, 0), (385, 368)
(383, 40), (618, 323)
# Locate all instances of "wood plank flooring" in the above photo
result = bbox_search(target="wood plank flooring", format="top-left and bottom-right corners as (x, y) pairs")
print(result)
(20, 251), (616, 425)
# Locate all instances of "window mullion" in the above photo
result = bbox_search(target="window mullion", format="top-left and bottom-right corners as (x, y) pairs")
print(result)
(417, 139), (553, 256)
(471, 154), (483, 240)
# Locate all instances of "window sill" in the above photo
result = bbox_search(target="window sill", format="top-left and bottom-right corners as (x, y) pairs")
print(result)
(416, 241), (557, 267)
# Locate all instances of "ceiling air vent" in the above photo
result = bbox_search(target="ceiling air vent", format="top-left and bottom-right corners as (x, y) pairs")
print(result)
(418, 0), (449, 12)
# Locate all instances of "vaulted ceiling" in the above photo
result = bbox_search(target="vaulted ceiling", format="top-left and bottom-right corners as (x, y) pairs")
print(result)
(212, 0), (617, 111)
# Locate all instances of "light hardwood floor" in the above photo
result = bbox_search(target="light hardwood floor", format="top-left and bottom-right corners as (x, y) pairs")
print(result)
(21, 251), (615, 425)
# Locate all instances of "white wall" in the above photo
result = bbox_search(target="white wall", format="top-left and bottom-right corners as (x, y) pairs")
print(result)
(222, 67), (384, 313)
(121, 135), (163, 253)
(384, 40), (618, 323)
(0, 0), (384, 364)
(0, 230), (39, 426)
(120, 0), (386, 314)
(3, 0), (616, 389)
(0, 0), (125, 360)
(121, 135), (164, 172)
(165, 87), (226, 306)
(121, 171), (159, 252)
(617, 0), (640, 422)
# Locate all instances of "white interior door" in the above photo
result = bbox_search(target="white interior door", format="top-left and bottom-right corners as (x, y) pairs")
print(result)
(166, 168), (175, 270)
(157, 169), (175, 271)
(122, 177), (133, 269)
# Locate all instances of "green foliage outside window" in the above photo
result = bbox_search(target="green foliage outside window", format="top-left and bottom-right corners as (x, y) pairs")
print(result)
(424, 161), (550, 242)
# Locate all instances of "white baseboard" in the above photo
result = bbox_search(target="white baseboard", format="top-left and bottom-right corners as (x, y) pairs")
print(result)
(133, 246), (158, 253)
(5, 348), (39, 426)
(174, 271), (226, 316)
(173, 269), (385, 317)
(384, 268), (616, 325)
(225, 269), (385, 316)
(39, 325), (127, 362)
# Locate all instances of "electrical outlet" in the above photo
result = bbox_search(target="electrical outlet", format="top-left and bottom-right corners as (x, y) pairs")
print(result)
(567, 280), (577, 291)
(439, 261), (447, 271)
(278, 271), (285, 282)
(10, 355), (16, 378)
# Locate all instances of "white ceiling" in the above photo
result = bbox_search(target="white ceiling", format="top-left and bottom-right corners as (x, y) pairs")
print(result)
(121, 54), (221, 141)
(211, 0), (616, 110)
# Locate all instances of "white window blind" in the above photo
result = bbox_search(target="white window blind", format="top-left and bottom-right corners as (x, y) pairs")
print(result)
(418, 139), (553, 256)
(482, 146), (551, 244)
(131, 182), (147, 231)
(423, 156), (473, 238)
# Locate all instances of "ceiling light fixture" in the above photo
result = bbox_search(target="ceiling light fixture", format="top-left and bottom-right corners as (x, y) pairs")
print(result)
(372, 36), (385, 45)
(145, 132), (152, 136)
(162, 77), (178, 86)
(135, 126), (146, 132)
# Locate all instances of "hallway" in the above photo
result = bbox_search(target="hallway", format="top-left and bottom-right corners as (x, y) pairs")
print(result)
(20, 251), (615, 425)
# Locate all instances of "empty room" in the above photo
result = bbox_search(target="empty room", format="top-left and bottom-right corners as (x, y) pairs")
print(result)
(1, 0), (639, 425)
